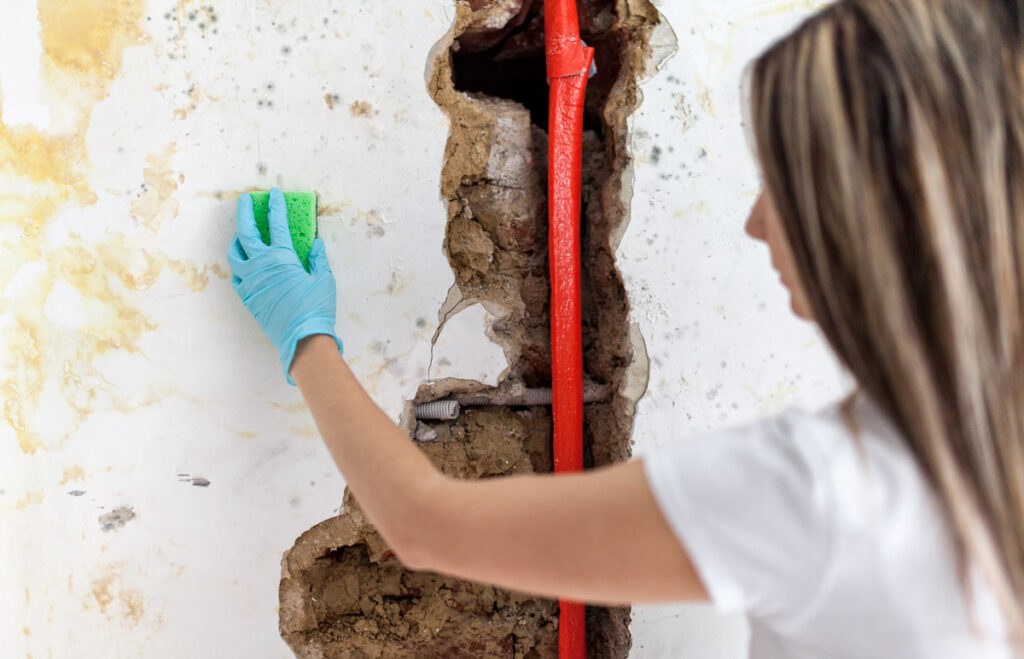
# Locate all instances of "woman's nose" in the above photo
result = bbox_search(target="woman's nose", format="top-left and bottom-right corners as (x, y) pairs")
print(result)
(745, 193), (767, 241)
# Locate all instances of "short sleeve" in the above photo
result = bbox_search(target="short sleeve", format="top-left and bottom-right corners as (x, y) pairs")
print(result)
(642, 408), (836, 621)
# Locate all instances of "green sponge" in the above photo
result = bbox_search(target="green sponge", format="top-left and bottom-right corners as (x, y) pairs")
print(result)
(249, 191), (318, 271)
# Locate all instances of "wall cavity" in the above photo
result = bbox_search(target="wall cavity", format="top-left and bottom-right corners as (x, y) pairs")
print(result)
(279, 2), (665, 656)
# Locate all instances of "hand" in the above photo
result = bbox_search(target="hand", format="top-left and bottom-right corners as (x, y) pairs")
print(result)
(227, 187), (343, 385)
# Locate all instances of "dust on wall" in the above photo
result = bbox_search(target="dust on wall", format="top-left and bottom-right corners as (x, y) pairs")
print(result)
(278, 2), (667, 656)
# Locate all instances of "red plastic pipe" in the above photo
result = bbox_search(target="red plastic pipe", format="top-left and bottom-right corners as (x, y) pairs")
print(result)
(544, 2), (594, 658)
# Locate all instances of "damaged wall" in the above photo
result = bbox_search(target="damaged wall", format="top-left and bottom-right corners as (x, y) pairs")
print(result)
(1, 1), (844, 658)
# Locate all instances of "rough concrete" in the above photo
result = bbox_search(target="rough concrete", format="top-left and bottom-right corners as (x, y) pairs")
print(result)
(279, 408), (558, 658)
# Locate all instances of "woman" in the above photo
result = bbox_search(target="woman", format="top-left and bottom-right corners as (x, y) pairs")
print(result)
(226, 0), (1024, 655)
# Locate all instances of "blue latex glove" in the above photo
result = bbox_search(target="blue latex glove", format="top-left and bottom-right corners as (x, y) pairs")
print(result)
(227, 187), (343, 385)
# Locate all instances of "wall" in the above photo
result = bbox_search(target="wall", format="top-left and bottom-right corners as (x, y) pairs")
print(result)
(625, 2), (847, 656)
(0, 0), (845, 657)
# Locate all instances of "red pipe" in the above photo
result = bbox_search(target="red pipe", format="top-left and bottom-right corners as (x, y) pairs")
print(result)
(545, 3), (594, 658)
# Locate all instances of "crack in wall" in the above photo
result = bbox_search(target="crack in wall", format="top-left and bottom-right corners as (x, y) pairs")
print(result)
(279, 2), (672, 656)
(426, 283), (465, 378)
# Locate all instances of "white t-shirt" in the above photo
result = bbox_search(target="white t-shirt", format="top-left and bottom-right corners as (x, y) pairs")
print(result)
(642, 394), (1012, 658)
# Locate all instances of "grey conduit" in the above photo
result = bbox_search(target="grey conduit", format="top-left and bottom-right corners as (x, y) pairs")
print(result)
(414, 383), (612, 420)
(414, 399), (461, 420)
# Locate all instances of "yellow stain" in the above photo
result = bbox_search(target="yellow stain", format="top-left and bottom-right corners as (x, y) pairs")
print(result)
(38, 0), (145, 88)
(129, 143), (180, 232)
(269, 400), (309, 414)
(748, 0), (829, 20)
(289, 423), (320, 439)
(14, 489), (45, 510)
(1, 1), (223, 453)
(87, 566), (145, 625)
(60, 465), (86, 485)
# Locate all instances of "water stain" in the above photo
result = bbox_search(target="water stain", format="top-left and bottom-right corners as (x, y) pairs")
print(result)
(288, 423), (319, 439)
(2, 1), (225, 453)
(59, 466), (86, 485)
(88, 565), (145, 625)
(3, 233), (223, 453)
(38, 0), (145, 93)
(171, 84), (213, 120)
(129, 143), (180, 231)
(268, 400), (307, 414)
(0, 112), (96, 243)
(750, 0), (828, 20)
(13, 489), (45, 510)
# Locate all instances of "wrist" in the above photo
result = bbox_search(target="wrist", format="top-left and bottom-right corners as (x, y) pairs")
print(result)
(289, 333), (343, 384)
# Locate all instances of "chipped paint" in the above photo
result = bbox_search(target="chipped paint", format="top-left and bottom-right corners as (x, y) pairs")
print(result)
(98, 506), (136, 531)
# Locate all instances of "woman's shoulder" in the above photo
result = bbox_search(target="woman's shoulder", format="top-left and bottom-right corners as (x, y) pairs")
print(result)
(760, 392), (912, 464)
(763, 394), (927, 501)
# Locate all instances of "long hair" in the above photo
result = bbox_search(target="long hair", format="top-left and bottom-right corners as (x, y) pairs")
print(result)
(749, 0), (1024, 640)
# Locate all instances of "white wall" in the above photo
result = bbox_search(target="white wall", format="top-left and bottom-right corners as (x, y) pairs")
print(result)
(0, 1), (845, 657)
(1, 2), (454, 657)
(626, 1), (846, 656)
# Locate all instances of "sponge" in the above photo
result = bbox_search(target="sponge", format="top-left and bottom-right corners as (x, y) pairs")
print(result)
(249, 191), (317, 272)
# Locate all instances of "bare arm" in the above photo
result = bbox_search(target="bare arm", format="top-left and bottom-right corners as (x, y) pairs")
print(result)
(291, 334), (709, 605)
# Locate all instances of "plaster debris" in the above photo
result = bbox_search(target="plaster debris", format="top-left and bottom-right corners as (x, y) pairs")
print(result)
(414, 423), (439, 442)
(429, 303), (508, 385)
(99, 506), (136, 532)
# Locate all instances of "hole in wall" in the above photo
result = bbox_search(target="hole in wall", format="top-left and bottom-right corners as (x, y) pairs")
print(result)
(279, 2), (666, 656)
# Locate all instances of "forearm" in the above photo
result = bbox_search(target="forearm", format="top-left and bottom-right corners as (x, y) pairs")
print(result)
(289, 335), (705, 603)
(290, 334), (442, 558)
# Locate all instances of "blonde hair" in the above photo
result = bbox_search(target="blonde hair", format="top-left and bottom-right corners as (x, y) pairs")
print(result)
(750, 0), (1024, 641)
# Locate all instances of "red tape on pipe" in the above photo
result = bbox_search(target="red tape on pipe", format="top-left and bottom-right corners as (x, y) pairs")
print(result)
(544, 0), (592, 79)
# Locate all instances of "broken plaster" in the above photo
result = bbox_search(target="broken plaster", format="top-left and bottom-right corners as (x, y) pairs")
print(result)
(427, 302), (509, 385)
